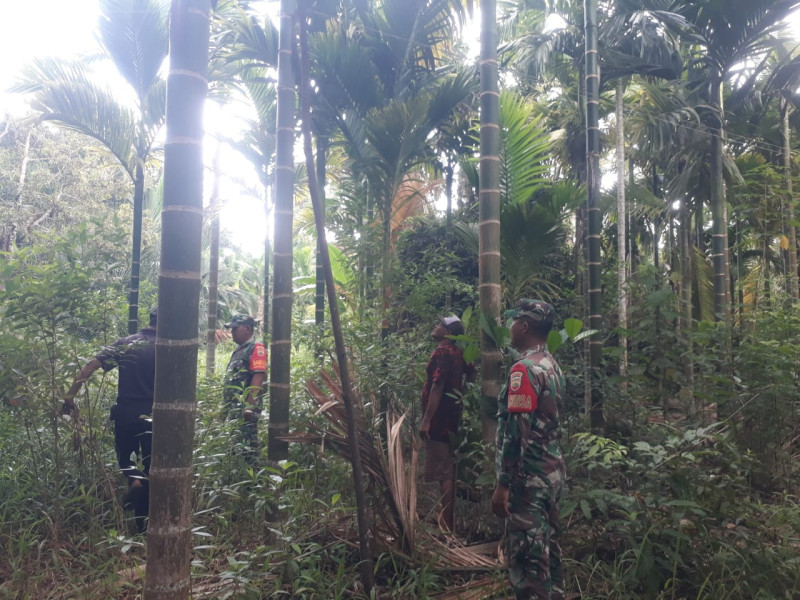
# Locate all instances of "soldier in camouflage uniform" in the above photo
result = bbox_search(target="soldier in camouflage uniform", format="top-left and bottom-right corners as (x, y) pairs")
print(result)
(223, 314), (267, 461)
(492, 299), (566, 600)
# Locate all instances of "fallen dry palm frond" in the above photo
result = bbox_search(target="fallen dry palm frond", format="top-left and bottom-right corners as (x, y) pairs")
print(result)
(385, 412), (418, 552)
(431, 575), (507, 599)
(281, 364), (501, 572)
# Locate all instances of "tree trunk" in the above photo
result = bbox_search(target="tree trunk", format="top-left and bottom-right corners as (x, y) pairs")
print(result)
(445, 159), (454, 311)
(679, 202), (695, 416)
(315, 136), (327, 341)
(128, 161), (145, 334)
(782, 99), (798, 300)
(652, 167), (664, 412)
(263, 180), (272, 344)
(584, 0), (604, 432)
(267, 0), (296, 462)
(710, 78), (728, 323)
(615, 80), (627, 387)
(144, 1), (208, 598)
(298, 8), (374, 591)
(479, 0), (501, 445)
(205, 144), (222, 377)
(14, 130), (31, 205)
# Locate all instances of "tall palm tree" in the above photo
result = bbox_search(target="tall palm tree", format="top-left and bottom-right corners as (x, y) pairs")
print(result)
(297, 4), (373, 590)
(457, 92), (567, 301)
(600, 0), (685, 387)
(210, 0), (279, 338)
(144, 0), (209, 597)
(307, 0), (473, 416)
(479, 0), (502, 444)
(14, 0), (169, 334)
(754, 43), (800, 299)
(268, 0), (296, 462)
(677, 0), (800, 320)
(584, 0), (604, 432)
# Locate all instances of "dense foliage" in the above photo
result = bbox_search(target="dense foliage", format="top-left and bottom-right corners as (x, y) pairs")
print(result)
(2, 0), (800, 597)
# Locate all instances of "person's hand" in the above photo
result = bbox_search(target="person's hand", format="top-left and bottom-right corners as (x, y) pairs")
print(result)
(61, 399), (78, 418)
(491, 484), (511, 519)
(419, 420), (430, 441)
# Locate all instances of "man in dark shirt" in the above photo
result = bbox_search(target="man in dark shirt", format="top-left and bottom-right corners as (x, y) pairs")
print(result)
(63, 308), (158, 529)
(419, 315), (474, 531)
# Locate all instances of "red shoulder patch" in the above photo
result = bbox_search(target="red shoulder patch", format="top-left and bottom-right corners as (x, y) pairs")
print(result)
(250, 343), (268, 372)
(507, 364), (537, 413)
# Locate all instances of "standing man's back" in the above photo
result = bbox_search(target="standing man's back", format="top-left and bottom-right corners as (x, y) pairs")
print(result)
(492, 299), (566, 600)
(63, 307), (159, 531)
(420, 315), (474, 531)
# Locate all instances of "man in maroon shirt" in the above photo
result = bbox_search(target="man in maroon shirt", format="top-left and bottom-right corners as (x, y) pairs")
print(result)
(419, 315), (474, 531)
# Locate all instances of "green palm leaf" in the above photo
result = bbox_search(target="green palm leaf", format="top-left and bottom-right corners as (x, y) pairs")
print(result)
(14, 57), (139, 177)
(96, 0), (169, 101)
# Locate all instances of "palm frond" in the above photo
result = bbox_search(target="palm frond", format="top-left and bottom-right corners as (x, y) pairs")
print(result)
(96, 0), (169, 102)
(498, 91), (551, 206)
(13, 57), (139, 178)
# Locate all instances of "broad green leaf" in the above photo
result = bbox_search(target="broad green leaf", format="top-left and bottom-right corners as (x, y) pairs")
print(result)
(547, 329), (563, 353)
(564, 317), (583, 339)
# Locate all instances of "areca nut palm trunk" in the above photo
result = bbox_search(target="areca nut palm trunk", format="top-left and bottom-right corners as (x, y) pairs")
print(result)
(268, 0), (296, 462)
(709, 78), (729, 322)
(130, 161), (145, 334)
(315, 136), (327, 357)
(679, 201), (695, 415)
(584, 0), (605, 432)
(205, 143), (222, 376)
(479, 0), (502, 445)
(144, 0), (208, 598)
(782, 98), (799, 299)
(615, 79), (628, 387)
(298, 6), (374, 591)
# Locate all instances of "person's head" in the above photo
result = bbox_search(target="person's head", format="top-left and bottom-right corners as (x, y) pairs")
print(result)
(149, 307), (158, 327)
(505, 299), (556, 349)
(224, 313), (257, 344)
(433, 315), (464, 341)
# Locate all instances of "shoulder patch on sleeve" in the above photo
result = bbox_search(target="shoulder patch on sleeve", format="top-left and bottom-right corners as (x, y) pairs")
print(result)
(250, 343), (268, 372)
(507, 363), (537, 413)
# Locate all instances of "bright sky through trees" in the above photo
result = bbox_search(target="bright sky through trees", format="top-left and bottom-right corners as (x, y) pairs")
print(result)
(1, 0), (267, 256)
(3, 1), (800, 255)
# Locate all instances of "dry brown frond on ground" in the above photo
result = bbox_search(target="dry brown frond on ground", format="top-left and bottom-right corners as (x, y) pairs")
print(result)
(280, 363), (502, 574)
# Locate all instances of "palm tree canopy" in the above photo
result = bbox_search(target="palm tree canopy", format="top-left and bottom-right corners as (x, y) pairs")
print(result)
(12, 0), (169, 177)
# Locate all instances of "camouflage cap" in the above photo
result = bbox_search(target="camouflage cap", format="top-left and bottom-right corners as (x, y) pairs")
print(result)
(437, 315), (465, 336)
(224, 313), (257, 329)
(504, 299), (556, 327)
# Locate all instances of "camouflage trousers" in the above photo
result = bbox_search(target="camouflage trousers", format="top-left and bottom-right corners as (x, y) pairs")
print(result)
(223, 402), (260, 463)
(503, 472), (565, 600)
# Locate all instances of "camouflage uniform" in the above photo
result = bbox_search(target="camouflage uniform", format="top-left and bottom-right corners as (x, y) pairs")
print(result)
(496, 326), (566, 599)
(224, 334), (267, 457)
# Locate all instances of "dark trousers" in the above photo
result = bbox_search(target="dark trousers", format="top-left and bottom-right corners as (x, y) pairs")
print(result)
(114, 417), (152, 484)
(114, 417), (151, 529)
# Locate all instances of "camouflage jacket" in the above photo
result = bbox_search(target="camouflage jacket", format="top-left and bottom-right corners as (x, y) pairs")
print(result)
(495, 344), (565, 489)
(223, 337), (267, 408)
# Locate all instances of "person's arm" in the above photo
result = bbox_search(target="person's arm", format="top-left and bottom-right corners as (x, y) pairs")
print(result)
(245, 372), (265, 407)
(492, 364), (540, 517)
(492, 399), (516, 518)
(242, 343), (267, 420)
(419, 382), (444, 440)
(63, 358), (102, 414)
